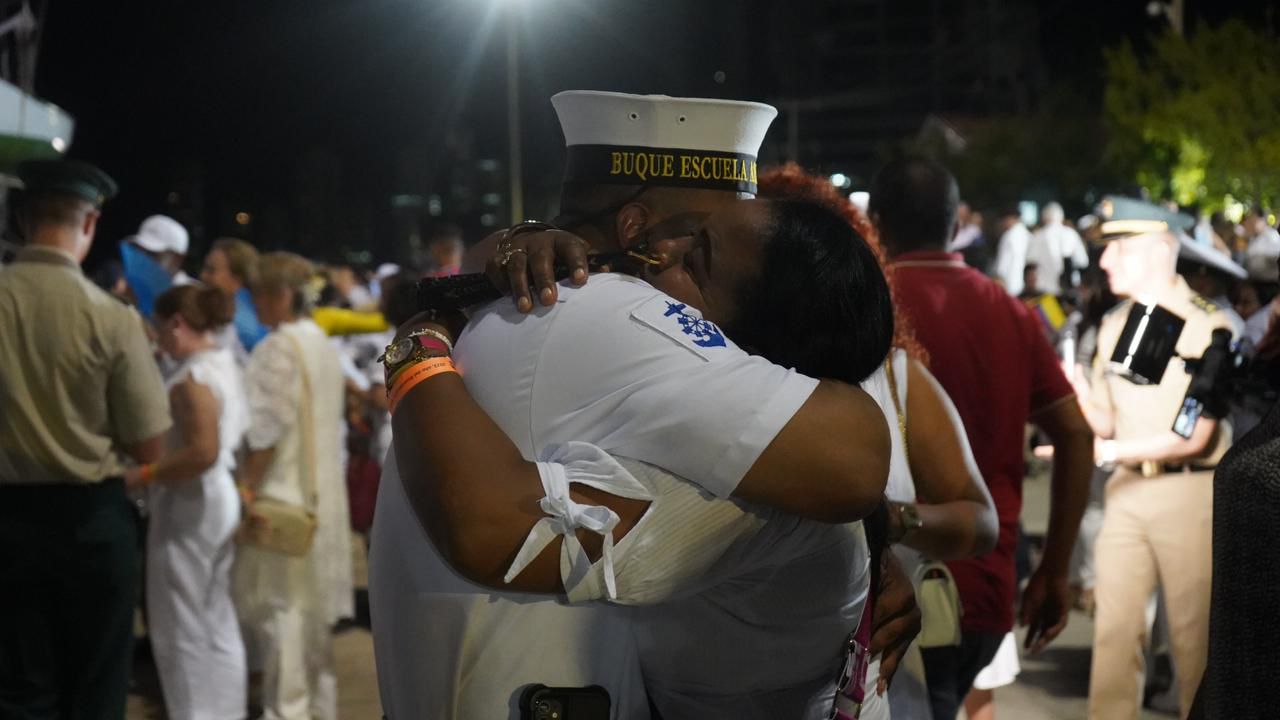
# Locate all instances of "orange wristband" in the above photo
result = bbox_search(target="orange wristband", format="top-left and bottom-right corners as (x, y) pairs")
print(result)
(139, 464), (157, 486)
(388, 357), (459, 414)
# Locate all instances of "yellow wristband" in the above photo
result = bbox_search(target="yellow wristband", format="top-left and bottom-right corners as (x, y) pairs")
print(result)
(388, 357), (459, 414)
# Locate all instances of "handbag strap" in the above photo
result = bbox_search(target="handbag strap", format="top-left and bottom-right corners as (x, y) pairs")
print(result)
(883, 352), (910, 468)
(281, 328), (319, 512)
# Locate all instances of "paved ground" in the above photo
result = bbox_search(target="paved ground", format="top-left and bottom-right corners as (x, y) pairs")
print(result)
(128, 472), (1177, 719)
(992, 468), (1173, 720)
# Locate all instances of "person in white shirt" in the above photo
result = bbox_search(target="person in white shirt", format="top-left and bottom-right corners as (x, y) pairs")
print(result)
(236, 253), (353, 720)
(126, 285), (250, 720)
(1178, 237), (1248, 338)
(992, 207), (1032, 295)
(1026, 202), (1089, 296)
(1245, 207), (1280, 268)
(370, 92), (913, 720)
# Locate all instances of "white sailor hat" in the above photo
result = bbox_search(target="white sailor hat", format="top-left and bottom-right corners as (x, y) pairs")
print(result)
(552, 90), (777, 196)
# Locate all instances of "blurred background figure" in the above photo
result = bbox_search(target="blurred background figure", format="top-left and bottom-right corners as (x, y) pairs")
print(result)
(132, 214), (194, 286)
(1177, 236), (1248, 337)
(424, 223), (465, 277)
(870, 157), (1093, 720)
(327, 262), (375, 311)
(128, 284), (250, 720)
(993, 205), (1032, 295)
(1244, 207), (1280, 270)
(1078, 198), (1235, 719)
(0, 159), (171, 719)
(201, 236), (269, 363)
(1210, 211), (1242, 257)
(235, 252), (353, 720)
(1027, 202), (1089, 297)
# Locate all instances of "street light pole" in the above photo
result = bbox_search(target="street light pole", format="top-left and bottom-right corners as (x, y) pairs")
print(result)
(506, 9), (524, 224)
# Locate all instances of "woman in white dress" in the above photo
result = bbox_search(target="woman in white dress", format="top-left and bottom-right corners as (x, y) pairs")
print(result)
(126, 284), (249, 720)
(235, 252), (352, 720)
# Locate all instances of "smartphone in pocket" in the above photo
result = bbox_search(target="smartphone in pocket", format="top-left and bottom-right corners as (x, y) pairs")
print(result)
(519, 684), (611, 720)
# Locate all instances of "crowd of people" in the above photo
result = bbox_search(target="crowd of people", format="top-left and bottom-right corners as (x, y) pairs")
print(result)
(0, 88), (1277, 720)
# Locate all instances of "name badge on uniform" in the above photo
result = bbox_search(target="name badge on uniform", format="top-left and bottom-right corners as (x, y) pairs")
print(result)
(630, 295), (729, 360)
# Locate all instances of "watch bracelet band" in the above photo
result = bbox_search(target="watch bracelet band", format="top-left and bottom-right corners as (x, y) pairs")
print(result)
(407, 326), (454, 355)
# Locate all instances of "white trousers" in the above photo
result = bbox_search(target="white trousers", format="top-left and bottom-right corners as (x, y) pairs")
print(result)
(147, 479), (247, 720)
(235, 544), (337, 720)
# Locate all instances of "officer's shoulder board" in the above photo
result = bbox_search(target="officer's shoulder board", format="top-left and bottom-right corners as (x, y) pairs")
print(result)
(630, 294), (730, 361)
(1189, 293), (1219, 315)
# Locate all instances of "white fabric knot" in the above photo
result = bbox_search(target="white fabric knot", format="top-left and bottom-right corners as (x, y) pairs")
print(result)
(504, 442), (651, 601)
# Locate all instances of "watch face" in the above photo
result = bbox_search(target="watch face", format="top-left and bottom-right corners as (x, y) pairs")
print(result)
(383, 338), (413, 366)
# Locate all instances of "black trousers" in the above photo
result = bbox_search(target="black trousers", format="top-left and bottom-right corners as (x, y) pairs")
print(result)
(920, 630), (1004, 720)
(0, 479), (140, 720)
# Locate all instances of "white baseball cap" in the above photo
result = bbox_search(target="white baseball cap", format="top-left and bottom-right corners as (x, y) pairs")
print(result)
(552, 90), (777, 196)
(133, 215), (189, 255)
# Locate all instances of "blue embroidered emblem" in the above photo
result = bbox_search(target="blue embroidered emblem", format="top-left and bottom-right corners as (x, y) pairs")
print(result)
(664, 302), (726, 348)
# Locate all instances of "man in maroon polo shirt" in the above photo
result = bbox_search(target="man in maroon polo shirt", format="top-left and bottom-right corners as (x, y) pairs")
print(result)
(869, 158), (1094, 720)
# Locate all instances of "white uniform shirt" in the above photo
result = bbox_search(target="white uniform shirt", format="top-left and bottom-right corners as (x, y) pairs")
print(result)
(1026, 223), (1089, 296)
(506, 357), (914, 718)
(516, 444), (873, 719)
(993, 223), (1033, 296)
(369, 274), (818, 719)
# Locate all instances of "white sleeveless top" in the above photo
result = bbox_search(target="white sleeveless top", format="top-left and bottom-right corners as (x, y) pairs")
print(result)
(149, 346), (249, 542)
(163, 346), (249, 479)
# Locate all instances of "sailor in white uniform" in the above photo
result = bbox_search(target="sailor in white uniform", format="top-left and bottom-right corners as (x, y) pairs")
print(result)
(370, 91), (896, 719)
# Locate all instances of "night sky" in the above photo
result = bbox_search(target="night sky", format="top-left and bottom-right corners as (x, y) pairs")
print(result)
(33, 0), (1277, 267)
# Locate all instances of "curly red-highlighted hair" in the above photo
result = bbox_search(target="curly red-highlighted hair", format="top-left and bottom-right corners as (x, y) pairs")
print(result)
(759, 163), (927, 364)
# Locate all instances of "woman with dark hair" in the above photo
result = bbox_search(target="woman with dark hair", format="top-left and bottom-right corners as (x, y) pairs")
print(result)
(760, 165), (997, 720)
(379, 197), (902, 718)
(125, 284), (249, 720)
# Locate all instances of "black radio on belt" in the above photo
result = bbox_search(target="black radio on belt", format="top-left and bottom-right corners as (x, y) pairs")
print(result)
(1108, 303), (1243, 439)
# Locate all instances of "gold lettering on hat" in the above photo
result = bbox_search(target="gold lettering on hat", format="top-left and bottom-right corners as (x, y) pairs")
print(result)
(611, 152), (623, 176)
(661, 153), (674, 178)
(636, 152), (651, 181)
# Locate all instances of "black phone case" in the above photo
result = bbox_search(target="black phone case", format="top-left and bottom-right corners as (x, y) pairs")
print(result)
(518, 684), (611, 720)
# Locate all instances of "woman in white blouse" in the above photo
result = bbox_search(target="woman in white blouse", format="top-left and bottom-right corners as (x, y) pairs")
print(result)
(125, 284), (249, 720)
(234, 252), (352, 720)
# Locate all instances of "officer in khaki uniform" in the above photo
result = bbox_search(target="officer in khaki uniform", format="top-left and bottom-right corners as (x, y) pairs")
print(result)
(1075, 197), (1235, 720)
(0, 160), (172, 719)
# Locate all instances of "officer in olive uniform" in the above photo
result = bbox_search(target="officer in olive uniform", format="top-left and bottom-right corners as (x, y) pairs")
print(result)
(0, 160), (172, 719)
(1075, 197), (1235, 719)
